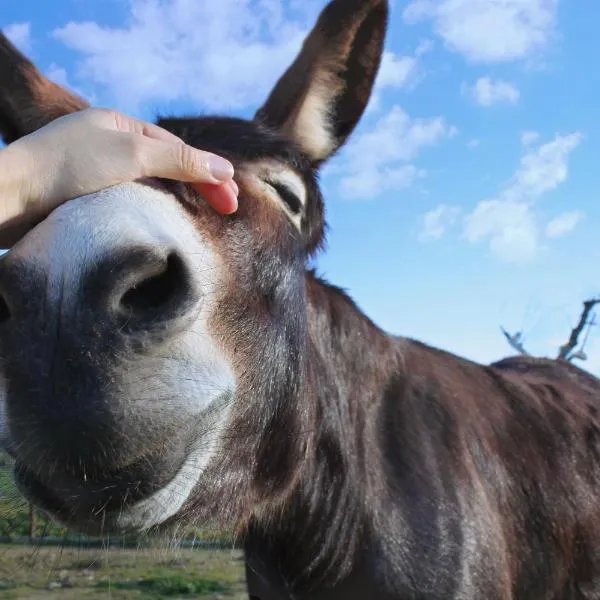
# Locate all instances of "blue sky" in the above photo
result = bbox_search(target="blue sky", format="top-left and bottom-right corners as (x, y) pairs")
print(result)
(4, 0), (600, 374)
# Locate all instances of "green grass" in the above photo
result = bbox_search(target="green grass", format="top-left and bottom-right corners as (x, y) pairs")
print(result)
(0, 544), (248, 598)
(0, 455), (248, 598)
(95, 573), (228, 595)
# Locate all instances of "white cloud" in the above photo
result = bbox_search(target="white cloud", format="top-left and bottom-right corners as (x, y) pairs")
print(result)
(521, 130), (540, 146)
(467, 138), (480, 149)
(53, 0), (430, 119)
(338, 164), (424, 200)
(420, 204), (461, 240)
(415, 39), (434, 56)
(507, 132), (583, 200)
(545, 210), (583, 239)
(330, 105), (456, 200)
(403, 0), (559, 64)
(375, 40), (435, 99)
(462, 77), (520, 106)
(366, 52), (419, 114)
(464, 199), (538, 263)
(377, 52), (419, 90)
(4, 22), (31, 53)
(342, 106), (456, 166)
(52, 0), (314, 113)
(366, 43), (431, 114)
(462, 132), (583, 262)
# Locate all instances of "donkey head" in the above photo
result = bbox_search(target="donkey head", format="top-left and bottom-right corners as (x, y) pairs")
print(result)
(0, 0), (387, 535)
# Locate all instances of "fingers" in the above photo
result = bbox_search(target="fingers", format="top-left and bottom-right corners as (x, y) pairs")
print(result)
(194, 181), (239, 215)
(130, 133), (239, 215)
(88, 110), (242, 216)
(106, 110), (241, 215)
(135, 135), (235, 185)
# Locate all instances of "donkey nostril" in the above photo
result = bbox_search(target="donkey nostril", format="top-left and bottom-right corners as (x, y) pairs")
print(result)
(0, 295), (10, 323)
(119, 251), (191, 318)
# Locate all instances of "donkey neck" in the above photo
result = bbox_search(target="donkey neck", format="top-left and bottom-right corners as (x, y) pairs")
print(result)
(306, 270), (398, 393)
(302, 268), (402, 526)
(244, 272), (402, 593)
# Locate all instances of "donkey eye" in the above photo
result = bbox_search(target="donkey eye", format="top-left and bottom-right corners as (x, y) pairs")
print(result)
(265, 180), (303, 215)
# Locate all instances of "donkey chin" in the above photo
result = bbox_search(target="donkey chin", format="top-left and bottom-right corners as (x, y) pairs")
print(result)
(0, 183), (237, 536)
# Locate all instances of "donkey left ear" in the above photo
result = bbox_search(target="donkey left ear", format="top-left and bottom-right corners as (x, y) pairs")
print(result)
(254, 0), (388, 166)
(0, 32), (89, 144)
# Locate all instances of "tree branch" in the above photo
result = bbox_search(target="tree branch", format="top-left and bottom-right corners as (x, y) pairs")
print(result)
(500, 327), (529, 356)
(557, 297), (600, 360)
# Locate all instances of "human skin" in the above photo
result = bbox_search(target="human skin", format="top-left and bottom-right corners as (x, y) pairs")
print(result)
(0, 108), (239, 247)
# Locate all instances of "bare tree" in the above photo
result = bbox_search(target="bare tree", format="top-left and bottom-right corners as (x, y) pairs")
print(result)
(501, 297), (599, 362)
(500, 327), (529, 356)
(557, 297), (600, 361)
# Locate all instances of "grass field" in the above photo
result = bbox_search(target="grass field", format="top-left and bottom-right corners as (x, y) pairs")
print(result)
(0, 454), (250, 598)
(0, 543), (249, 599)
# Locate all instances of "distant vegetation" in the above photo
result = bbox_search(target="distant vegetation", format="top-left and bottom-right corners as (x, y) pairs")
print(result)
(0, 452), (234, 545)
(0, 454), (248, 598)
(0, 453), (62, 539)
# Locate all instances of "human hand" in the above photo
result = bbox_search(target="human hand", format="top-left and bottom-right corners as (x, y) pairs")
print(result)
(0, 108), (239, 244)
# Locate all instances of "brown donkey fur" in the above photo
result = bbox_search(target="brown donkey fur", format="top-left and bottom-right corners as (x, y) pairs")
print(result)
(0, 1), (600, 599)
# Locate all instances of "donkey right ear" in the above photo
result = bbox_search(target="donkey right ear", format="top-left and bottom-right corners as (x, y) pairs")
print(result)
(0, 32), (89, 144)
(254, 0), (388, 166)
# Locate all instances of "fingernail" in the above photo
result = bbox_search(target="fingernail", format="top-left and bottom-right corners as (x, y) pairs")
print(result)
(207, 155), (234, 182)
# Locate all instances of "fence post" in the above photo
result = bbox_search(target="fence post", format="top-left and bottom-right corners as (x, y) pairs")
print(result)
(28, 502), (36, 541)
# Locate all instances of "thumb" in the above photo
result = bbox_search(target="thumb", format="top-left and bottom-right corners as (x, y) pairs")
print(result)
(135, 136), (234, 185)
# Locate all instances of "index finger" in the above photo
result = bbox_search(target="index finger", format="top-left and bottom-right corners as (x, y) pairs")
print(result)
(194, 181), (239, 215)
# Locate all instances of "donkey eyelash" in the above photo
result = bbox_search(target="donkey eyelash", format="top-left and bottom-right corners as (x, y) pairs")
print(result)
(265, 180), (303, 215)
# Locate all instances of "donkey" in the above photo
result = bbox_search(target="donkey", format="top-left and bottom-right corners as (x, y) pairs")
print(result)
(1, 0), (600, 598)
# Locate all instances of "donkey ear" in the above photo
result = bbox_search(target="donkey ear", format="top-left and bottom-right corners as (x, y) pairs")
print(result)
(254, 0), (388, 165)
(0, 32), (89, 144)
